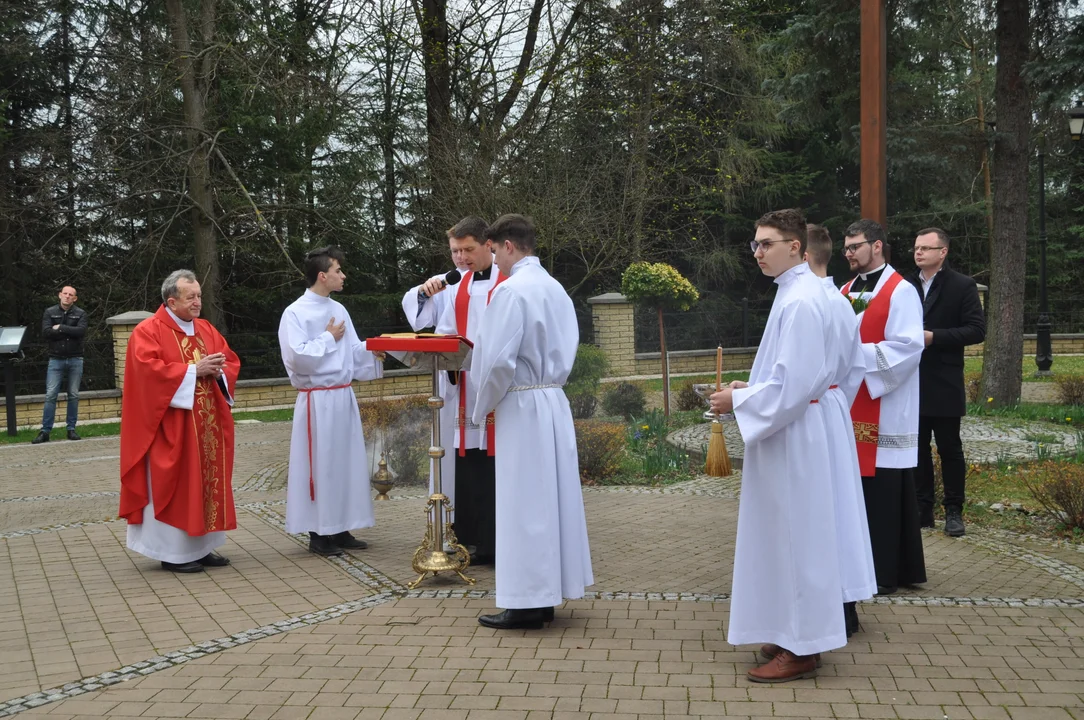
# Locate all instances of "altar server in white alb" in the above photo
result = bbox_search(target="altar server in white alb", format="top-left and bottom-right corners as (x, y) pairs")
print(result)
(279, 246), (384, 557)
(840, 219), (926, 594)
(400, 217), (503, 564)
(710, 209), (848, 683)
(470, 214), (593, 630)
(805, 224), (878, 637)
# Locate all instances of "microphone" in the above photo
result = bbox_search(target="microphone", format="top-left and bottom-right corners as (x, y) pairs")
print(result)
(442, 269), (462, 287)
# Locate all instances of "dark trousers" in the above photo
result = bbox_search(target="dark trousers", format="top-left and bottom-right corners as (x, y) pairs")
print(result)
(453, 449), (496, 557)
(862, 468), (927, 589)
(917, 415), (966, 512)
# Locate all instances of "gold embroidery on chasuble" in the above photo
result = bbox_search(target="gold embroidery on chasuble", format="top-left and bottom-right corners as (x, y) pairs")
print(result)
(175, 333), (225, 532)
(852, 421), (879, 446)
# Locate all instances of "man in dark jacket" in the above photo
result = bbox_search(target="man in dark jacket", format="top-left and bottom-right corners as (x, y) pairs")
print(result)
(906, 229), (985, 537)
(32, 286), (88, 443)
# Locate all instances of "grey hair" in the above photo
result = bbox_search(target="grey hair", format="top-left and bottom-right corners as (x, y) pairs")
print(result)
(161, 269), (198, 303)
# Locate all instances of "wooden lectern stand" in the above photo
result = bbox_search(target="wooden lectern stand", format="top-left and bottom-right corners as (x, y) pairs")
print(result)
(365, 334), (476, 588)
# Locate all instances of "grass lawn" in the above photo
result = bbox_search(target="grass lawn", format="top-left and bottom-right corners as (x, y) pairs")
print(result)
(964, 354), (1084, 381)
(0, 407), (295, 445)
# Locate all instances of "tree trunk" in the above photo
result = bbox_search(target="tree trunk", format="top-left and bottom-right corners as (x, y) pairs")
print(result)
(981, 0), (1030, 406)
(657, 307), (670, 417)
(61, 0), (76, 259)
(164, 0), (221, 326)
(417, 0), (454, 233)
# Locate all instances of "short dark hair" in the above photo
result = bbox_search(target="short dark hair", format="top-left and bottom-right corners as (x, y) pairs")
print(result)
(755, 209), (807, 255)
(304, 246), (346, 286)
(447, 216), (489, 243)
(806, 224), (833, 268)
(485, 214), (536, 254)
(844, 218), (888, 245)
(916, 227), (950, 249)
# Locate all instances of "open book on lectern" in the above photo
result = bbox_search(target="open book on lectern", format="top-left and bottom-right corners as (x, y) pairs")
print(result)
(365, 333), (473, 372)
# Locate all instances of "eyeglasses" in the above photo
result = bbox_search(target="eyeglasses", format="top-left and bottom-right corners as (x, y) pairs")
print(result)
(842, 240), (871, 256)
(750, 239), (790, 253)
(913, 244), (946, 254)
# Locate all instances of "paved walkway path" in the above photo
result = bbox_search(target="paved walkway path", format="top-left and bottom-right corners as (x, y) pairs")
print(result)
(1, 421), (1082, 719)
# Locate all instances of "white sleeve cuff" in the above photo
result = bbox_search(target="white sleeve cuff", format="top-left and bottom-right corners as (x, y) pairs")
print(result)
(170, 365), (197, 410)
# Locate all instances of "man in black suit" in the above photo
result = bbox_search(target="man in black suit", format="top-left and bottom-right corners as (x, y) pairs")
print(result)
(906, 228), (985, 537)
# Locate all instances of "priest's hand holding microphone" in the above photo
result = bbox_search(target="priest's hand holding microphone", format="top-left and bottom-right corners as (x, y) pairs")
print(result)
(419, 269), (463, 298)
(709, 380), (748, 415)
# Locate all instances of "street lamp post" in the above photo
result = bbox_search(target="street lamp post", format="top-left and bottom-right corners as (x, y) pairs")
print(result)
(1034, 101), (1084, 377)
(1036, 146), (1052, 375)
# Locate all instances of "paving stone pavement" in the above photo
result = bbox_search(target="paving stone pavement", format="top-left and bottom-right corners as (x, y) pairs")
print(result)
(2, 421), (1083, 719)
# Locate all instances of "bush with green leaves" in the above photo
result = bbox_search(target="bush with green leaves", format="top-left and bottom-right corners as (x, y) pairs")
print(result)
(565, 344), (609, 419)
(620, 262), (700, 311)
(602, 381), (647, 420)
(620, 262), (699, 416)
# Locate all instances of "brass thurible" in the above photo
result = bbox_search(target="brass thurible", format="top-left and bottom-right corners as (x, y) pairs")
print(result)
(407, 354), (474, 588)
(371, 454), (393, 501)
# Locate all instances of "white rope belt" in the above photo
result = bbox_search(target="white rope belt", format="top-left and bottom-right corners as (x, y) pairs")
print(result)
(508, 384), (562, 392)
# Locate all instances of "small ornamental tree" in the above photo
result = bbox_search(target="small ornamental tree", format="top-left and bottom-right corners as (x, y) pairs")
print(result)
(621, 262), (699, 416)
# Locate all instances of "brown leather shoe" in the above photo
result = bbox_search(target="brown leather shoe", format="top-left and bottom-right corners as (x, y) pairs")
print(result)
(759, 643), (822, 668)
(747, 649), (818, 683)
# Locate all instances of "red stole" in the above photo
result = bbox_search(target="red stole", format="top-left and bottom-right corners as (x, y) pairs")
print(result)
(841, 270), (904, 477)
(119, 306), (240, 535)
(454, 268), (507, 456)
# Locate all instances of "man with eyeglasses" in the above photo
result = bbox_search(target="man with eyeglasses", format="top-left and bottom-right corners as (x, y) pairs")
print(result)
(710, 209), (850, 682)
(840, 219), (927, 595)
(905, 228), (985, 537)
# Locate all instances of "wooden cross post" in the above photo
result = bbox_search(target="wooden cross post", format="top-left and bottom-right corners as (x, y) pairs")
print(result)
(860, 0), (887, 227)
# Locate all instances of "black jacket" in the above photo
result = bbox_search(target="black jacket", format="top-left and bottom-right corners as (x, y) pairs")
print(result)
(41, 304), (87, 358)
(905, 266), (985, 417)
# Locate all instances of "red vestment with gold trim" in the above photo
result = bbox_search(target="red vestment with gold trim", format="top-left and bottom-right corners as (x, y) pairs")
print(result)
(119, 306), (240, 535)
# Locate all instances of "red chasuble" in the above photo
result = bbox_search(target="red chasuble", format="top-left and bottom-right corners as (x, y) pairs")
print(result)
(118, 306), (241, 535)
(454, 269), (507, 457)
(840, 271), (904, 476)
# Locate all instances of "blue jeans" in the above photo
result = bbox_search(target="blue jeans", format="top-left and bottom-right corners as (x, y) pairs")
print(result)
(42, 357), (83, 432)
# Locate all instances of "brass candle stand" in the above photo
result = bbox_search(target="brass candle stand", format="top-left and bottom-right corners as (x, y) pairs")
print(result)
(407, 353), (474, 589)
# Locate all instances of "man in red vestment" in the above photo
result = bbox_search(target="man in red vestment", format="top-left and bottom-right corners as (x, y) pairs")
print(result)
(119, 270), (241, 573)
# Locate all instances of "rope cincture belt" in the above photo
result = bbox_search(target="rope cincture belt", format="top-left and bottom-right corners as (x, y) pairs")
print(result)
(809, 384), (840, 405)
(297, 383), (353, 501)
(508, 384), (563, 392)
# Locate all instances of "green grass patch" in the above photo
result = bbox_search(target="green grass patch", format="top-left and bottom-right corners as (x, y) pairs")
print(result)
(1, 407), (295, 445)
(964, 354), (1084, 381)
(966, 401), (1084, 427)
(633, 372), (750, 393)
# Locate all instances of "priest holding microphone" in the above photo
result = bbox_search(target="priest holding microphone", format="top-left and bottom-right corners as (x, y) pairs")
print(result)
(400, 217), (504, 565)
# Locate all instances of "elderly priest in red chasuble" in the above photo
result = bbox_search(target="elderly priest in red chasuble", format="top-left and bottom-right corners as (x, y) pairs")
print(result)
(119, 270), (241, 574)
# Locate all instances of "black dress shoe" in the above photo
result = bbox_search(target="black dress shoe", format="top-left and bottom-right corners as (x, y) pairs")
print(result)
(469, 552), (494, 566)
(478, 608), (545, 630)
(197, 551), (230, 567)
(331, 531), (368, 550)
(844, 602), (860, 637)
(876, 585), (898, 596)
(308, 532), (343, 556)
(944, 508), (966, 537)
(161, 560), (204, 573)
(67, 429), (81, 441)
(30, 431), (50, 444)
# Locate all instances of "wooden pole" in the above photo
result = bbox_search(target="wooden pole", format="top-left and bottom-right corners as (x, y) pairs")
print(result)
(860, 0), (887, 227)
